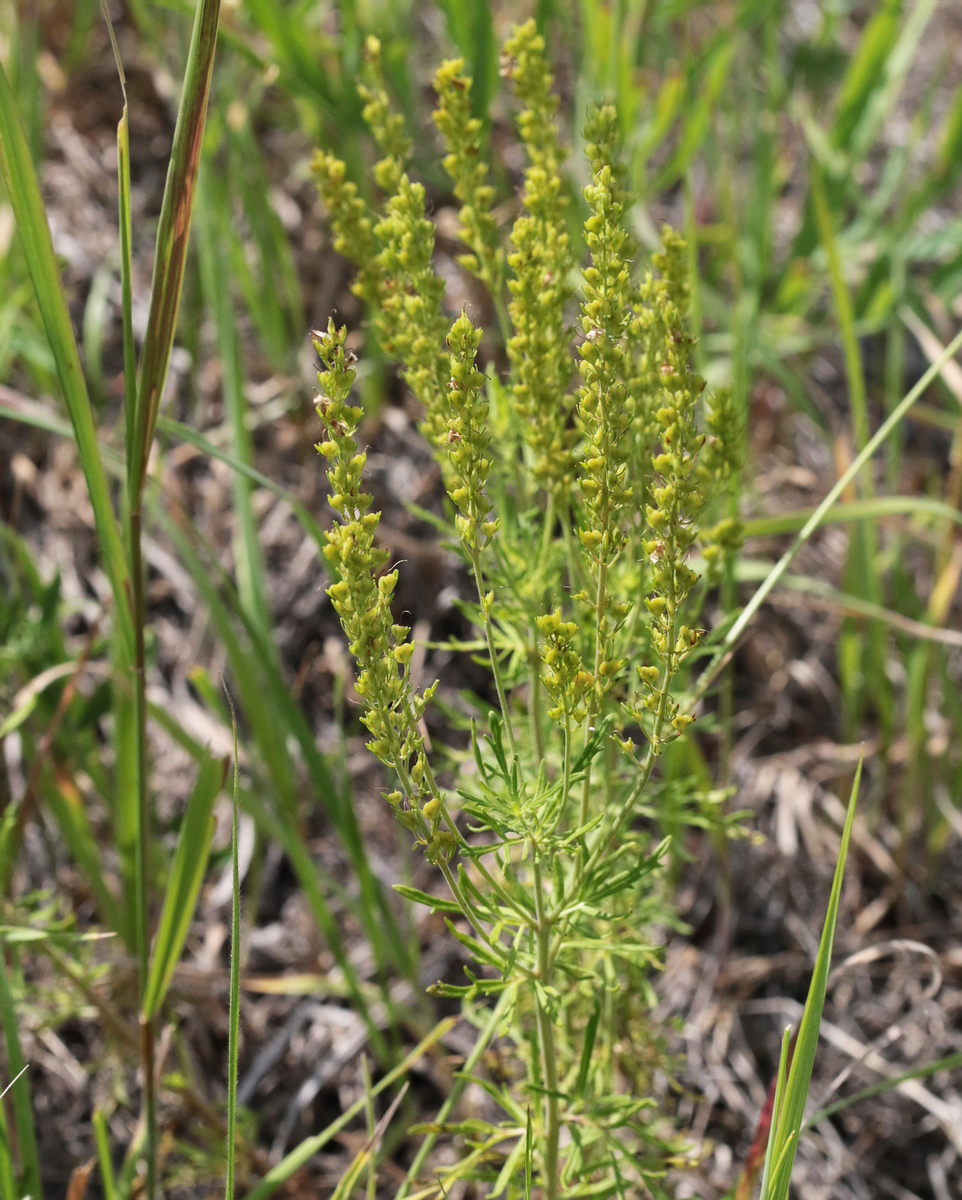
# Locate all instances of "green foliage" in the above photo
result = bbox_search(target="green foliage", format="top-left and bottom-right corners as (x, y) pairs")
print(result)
(759, 762), (861, 1200)
(0, 5), (229, 1194)
(3, 3), (957, 1195)
(313, 20), (745, 1196)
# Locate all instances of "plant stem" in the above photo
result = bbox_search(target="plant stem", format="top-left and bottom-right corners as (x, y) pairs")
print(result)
(470, 548), (518, 759)
(129, 505), (157, 1199)
(529, 621), (545, 766)
(552, 720), (573, 838)
(576, 648), (677, 892)
(395, 719), (506, 951)
(532, 852), (560, 1200)
(580, 544), (611, 828)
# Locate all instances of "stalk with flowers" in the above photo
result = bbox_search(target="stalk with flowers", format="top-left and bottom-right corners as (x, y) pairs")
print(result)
(312, 20), (742, 1199)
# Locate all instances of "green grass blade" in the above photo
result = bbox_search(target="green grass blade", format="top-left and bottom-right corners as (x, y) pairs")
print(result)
(761, 759), (862, 1200)
(223, 119), (302, 366)
(110, 652), (140, 952)
(810, 158), (887, 733)
(80, 263), (112, 409)
(117, 10), (220, 1187)
(0, 1084), (17, 1200)
(934, 82), (962, 190)
(93, 1109), (118, 1200)
(195, 172), (272, 635)
(42, 769), (126, 938)
(143, 752), (227, 1019)
(654, 35), (736, 191)
(806, 1050), (962, 1130)
(102, 5), (139, 453)
(7, 9), (43, 162)
(241, 1017), (457, 1200)
(242, 0), (353, 119)
(438, 0), (497, 118)
(832, 0), (901, 151)
(0, 60), (132, 658)
(0, 950), (41, 1199)
(810, 163), (870, 461)
(634, 70), (684, 180)
(731, 561), (962, 650)
(159, 514), (304, 825)
(844, 0), (939, 162)
(757, 1028), (791, 1200)
(115, 1121), (146, 1200)
(743, 495), (962, 538)
(524, 1107), (534, 1200)
(157, 415), (328, 547)
(224, 689), (241, 1199)
(722, 322), (962, 651)
(130, 0), (222, 500)
(99, 4), (151, 974)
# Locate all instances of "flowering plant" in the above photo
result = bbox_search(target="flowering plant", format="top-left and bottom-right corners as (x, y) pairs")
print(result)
(313, 21), (741, 1198)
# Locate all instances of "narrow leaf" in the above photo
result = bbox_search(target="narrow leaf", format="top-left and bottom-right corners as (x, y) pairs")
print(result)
(130, 0), (223, 499)
(761, 759), (862, 1199)
(0, 61), (131, 655)
(0, 951), (41, 1199)
(143, 753), (227, 1018)
(393, 884), (463, 914)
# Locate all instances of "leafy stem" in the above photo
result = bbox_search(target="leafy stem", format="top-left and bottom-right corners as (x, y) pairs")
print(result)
(531, 850), (561, 1200)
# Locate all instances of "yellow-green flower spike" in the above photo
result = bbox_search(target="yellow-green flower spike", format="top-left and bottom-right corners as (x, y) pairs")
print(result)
(371, 175), (450, 438)
(503, 20), (576, 498)
(575, 105), (636, 707)
(440, 312), (495, 553)
(313, 41), (449, 443)
(357, 36), (412, 197)
(536, 610), (591, 724)
(313, 320), (440, 835)
(433, 59), (504, 295)
(312, 151), (382, 308)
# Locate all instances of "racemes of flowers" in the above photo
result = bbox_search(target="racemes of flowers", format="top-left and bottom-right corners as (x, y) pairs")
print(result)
(312, 20), (742, 1200)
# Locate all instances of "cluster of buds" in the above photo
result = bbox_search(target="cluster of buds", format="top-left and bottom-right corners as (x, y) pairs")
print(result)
(536, 610), (594, 724)
(439, 312), (499, 553)
(313, 320), (445, 852)
(613, 230), (733, 754)
(312, 38), (408, 311)
(698, 385), (744, 579)
(502, 20), (576, 496)
(371, 175), (450, 440)
(313, 37), (449, 443)
(624, 635), (697, 748)
(312, 23), (737, 781)
(356, 36), (411, 196)
(569, 105), (637, 712)
(432, 59), (504, 295)
(636, 230), (709, 668)
(311, 151), (380, 308)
